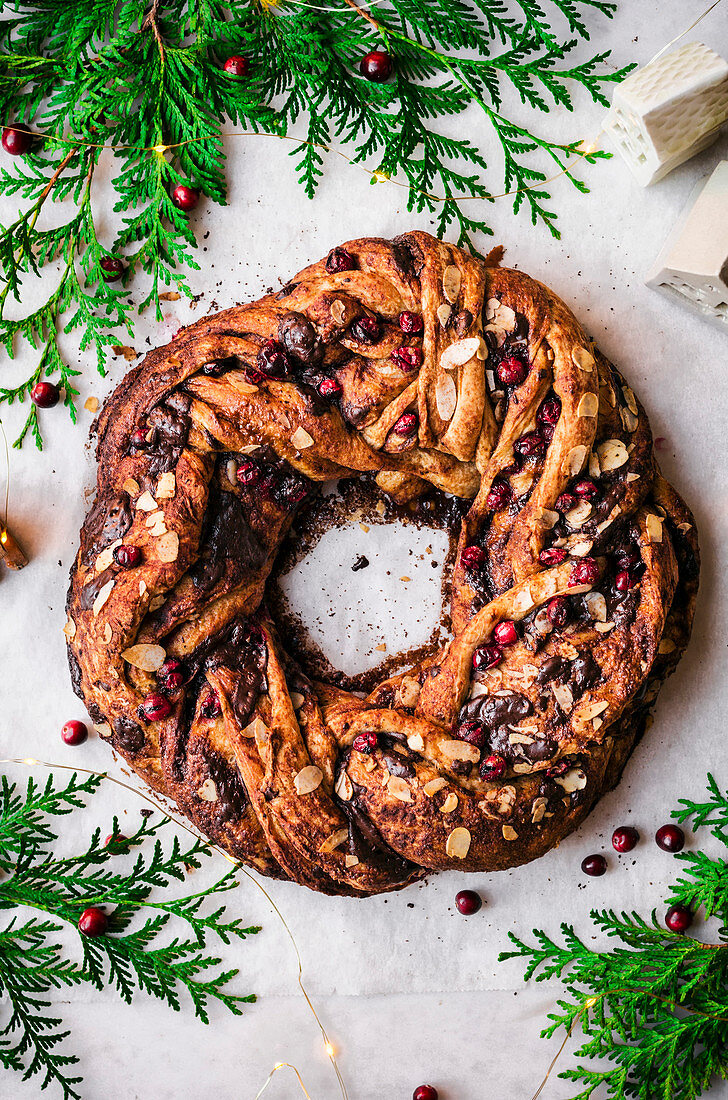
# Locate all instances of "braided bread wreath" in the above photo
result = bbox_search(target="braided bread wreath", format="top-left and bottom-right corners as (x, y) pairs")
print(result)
(66, 231), (699, 897)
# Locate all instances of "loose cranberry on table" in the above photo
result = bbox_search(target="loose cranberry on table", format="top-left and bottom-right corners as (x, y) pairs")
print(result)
(223, 55), (250, 77)
(61, 719), (88, 746)
(570, 558), (599, 586)
(30, 381), (60, 408)
(455, 889), (482, 915)
(496, 355), (528, 386)
(100, 255), (125, 281)
(539, 547), (567, 567)
(665, 904), (693, 933)
(493, 620), (517, 647)
(359, 49), (393, 83)
(113, 544), (141, 568)
(581, 854), (607, 877)
(78, 907), (108, 937)
(480, 753), (506, 781)
(612, 826), (639, 853)
(171, 183), (200, 212)
(399, 310), (423, 335)
(655, 824), (685, 852)
(140, 692), (172, 721)
(104, 832), (128, 849)
(2, 123), (32, 155)
(472, 644), (501, 672)
(413, 1086), (438, 1100)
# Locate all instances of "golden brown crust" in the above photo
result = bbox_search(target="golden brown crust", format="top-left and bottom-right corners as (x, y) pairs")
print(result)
(66, 231), (699, 895)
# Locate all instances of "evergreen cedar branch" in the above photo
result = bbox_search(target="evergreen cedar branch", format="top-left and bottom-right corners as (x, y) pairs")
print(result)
(0, 0), (633, 449)
(501, 773), (728, 1100)
(0, 770), (259, 1100)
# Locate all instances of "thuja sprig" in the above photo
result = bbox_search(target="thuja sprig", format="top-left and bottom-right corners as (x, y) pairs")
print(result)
(0, 770), (259, 1100)
(0, 1), (633, 448)
(500, 774), (728, 1100)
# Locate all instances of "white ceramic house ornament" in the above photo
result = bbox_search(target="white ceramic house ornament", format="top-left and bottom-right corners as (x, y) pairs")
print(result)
(645, 161), (728, 330)
(604, 42), (728, 186)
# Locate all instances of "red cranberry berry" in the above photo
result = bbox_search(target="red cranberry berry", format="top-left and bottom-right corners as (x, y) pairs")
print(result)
(461, 545), (485, 572)
(318, 377), (342, 398)
(158, 657), (184, 691)
(325, 247), (356, 273)
(243, 364), (266, 384)
(455, 890), (482, 915)
(390, 346), (422, 372)
(480, 753), (506, 781)
(130, 427), (149, 449)
(472, 644), (501, 672)
(257, 339), (291, 378)
(78, 907), (108, 937)
(2, 123), (32, 155)
(399, 310), (424, 335)
(546, 596), (569, 628)
(359, 49), (393, 83)
(574, 479), (598, 499)
(456, 720), (487, 747)
(31, 381), (60, 408)
(493, 620), (517, 647)
(351, 315), (382, 344)
(104, 832), (128, 849)
(537, 396), (561, 427)
(236, 458), (262, 486)
(486, 480), (511, 511)
(612, 825), (639, 853)
(539, 547), (568, 567)
(556, 492), (577, 513)
(140, 692), (172, 722)
(200, 690), (221, 719)
(614, 569), (631, 592)
(497, 355), (528, 386)
(113, 544), (141, 568)
(392, 412), (418, 437)
(353, 731), (378, 754)
(581, 854), (607, 877)
(413, 1087), (438, 1100)
(569, 558), (599, 586)
(62, 720), (88, 746)
(514, 432), (545, 458)
(223, 55), (250, 78)
(655, 824), (685, 853)
(171, 183), (200, 212)
(665, 904), (693, 933)
(100, 256), (125, 282)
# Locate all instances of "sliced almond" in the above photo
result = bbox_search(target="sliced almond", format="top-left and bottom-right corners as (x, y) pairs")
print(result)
(344, 854), (359, 868)
(565, 501), (593, 528)
(197, 779), (218, 802)
(535, 506), (559, 530)
(589, 451), (601, 479)
(243, 716), (268, 740)
(620, 406), (638, 432)
(330, 299), (346, 324)
(552, 683), (574, 712)
(319, 827), (349, 853)
(84, 395), (99, 413)
(63, 618), (77, 640)
(94, 722), (112, 738)
(435, 374), (457, 420)
(289, 691), (305, 710)
(121, 643), (167, 672)
(445, 826), (471, 859)
(157, 531), (180, 563)
(437, 303), (452, 328)
(577, 392), (598, 418)
(485, 297), (500, 320)
(646, 514), (663, 543)
(92, 579), (115, 617)
(291, 426), (314, 450)
(103, 623), (113, 643)
(502, 825), (519, 841)
(531, 797), (547, 824)
(440, 793), (458, 814)
(555, 767), (587, 793)
(440, 337), (482, 370)
(439, 739), (480, 764)
(626, 472), (641, 483)
(579, 700), (609, 722)
(585, 592), (607, 622)
(400, 676), (421, 708)
(95, 542), (120, 573)
(623, 386), (638, 415)
(123, 477), (140, 496)
(658, 638), (676, 654)
(406, 732), (424, 752)
(335, 770), (353, 802)
(563, 444), (587, 478)
(572, 346), (594, 372)
(156, 471), (176, 499)
(145, 510), (165, 527)
(595, 621), (615, 633)
(388, 775), (413, 802)
(293, 765), (323, 795)
(136, 490), (157, 511)
(423, 777), (448, 797)
(442, 264), (462, 303)
(597, 439), (629, 472)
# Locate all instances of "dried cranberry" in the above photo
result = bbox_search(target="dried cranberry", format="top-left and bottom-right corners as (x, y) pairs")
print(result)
(236, 458), (262, 486)
(392, 412), (418, 436)
(243, 364), (266, 384)
(614, 569), (631, 592)
(486, 480), (511, 511)
(455, 890), (482, 915)
(399, 310), (423, 335)
(140, 692), (172, 721)
(497, 355), (528, 386)
(612, 826), (639, 853)
(223, 55), (250, 77)
(480, 753), (506, 781)
(556, 492), (577, 513)
(514, 432), (545, 458)
(318, 377), (342, 398)
(546, 596), (569, 627)
(461, 545), (485, 572)
(351, 315), (382, 344)
(158, 658), (184, 691)
(456, 720), (487, 747)
(130, 427), (148, 449)
(537, 396), (561, 426)
(493, 620), (517, 647)
(665, 904), (692, 933)
(62, 720), (88, 746)
(2, 123), (32, 155)
(78, 907), (108, 937)
(113, 544), (141, 568)
(581, 854), (607, 877)
(30, 381), (60, 408)
(257, 339), (291, 378)
(655, 824), (684, 853)
(359, 49), (393, 82)
(539, 547), (567, 567)
(353, 731), (378, 754)
(171, 183), (200, 212)
(569, 558), (599, 586)
(200, 690), (221, 719)
(616, 547), (640, 569)
(100, 256), (125, 282)
(546, 760), (570, 777)
(472, 644), (501, 672)
(390, 346), (422, 372)
(574, 479), (598, 499)
(325, 247), (356, 273)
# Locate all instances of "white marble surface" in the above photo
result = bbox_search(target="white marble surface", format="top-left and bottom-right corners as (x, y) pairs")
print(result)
(1, 4), (728, 1098)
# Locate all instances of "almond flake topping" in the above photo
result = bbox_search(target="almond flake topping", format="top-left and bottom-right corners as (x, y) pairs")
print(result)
(388, 775), (413, 802)
(597, 439), (629, 472)
(620, 406), (638, 432)
(439, 739), (480, 764)
(585, 592), (607, 622)
(555, 768), (587, 793)
(156, 471), (176, 499)
(445, 827), (471, 859)
(320, 827), (349, 853)
(291, 426), (314, 450)
(92, 579), (115, 617)
(440, 793), (459, 814)
(289, 691), (305, 710)
(579, 700), (609, 722)
(63, 618), (77, 639)
(123, 477), (140, 496)
(400, 676), (421, 708)
(572, 346), (594, 372)
(335, 770), (353, 801)
(440, 337), (482, 370)
(345, 854), (360, 868)
(646, 514), (663, 543)
(406, 732), (424, 752)
(442, 264), (462, 303)
(197, 779), (218, 802)
(423, 777), (448, 797)
(552, 683), (574, 712)
(437, 303), (452, 328)
(156, 531), (180, 563)
(577, 392), (598, 418)
(502, 825), (519, 841)
(535, 506), (559, 530)
(563, 444), (587, 478)
(136, 491), (157, 511)
(435, 374), (457, 420)
(121, 643), (167, 672)
(293, 765), (323, 795)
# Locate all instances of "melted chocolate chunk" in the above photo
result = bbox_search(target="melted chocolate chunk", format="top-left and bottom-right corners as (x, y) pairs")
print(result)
(82, 495), (133, 565)
(571, 652), (600, 697)
(142, 392), (191, 474)
(460, 692), (534, 761)
(352, 554), (369, 571)
(381, 752), (415, 779)
(278, 312), (323, 368)
(203, 620), (268, 727)
(335, 760), (414, 876)
(205, 748), (248, 821)
(454, 309), (473, 336)
(78, 567), (116, 611)
(537, 656), (570, 685)
(113, 717), (145, 753)
(190, 484), (266, 593)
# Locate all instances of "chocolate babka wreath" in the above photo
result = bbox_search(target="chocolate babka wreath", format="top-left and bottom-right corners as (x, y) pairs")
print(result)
(66, 231), (699, 897)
